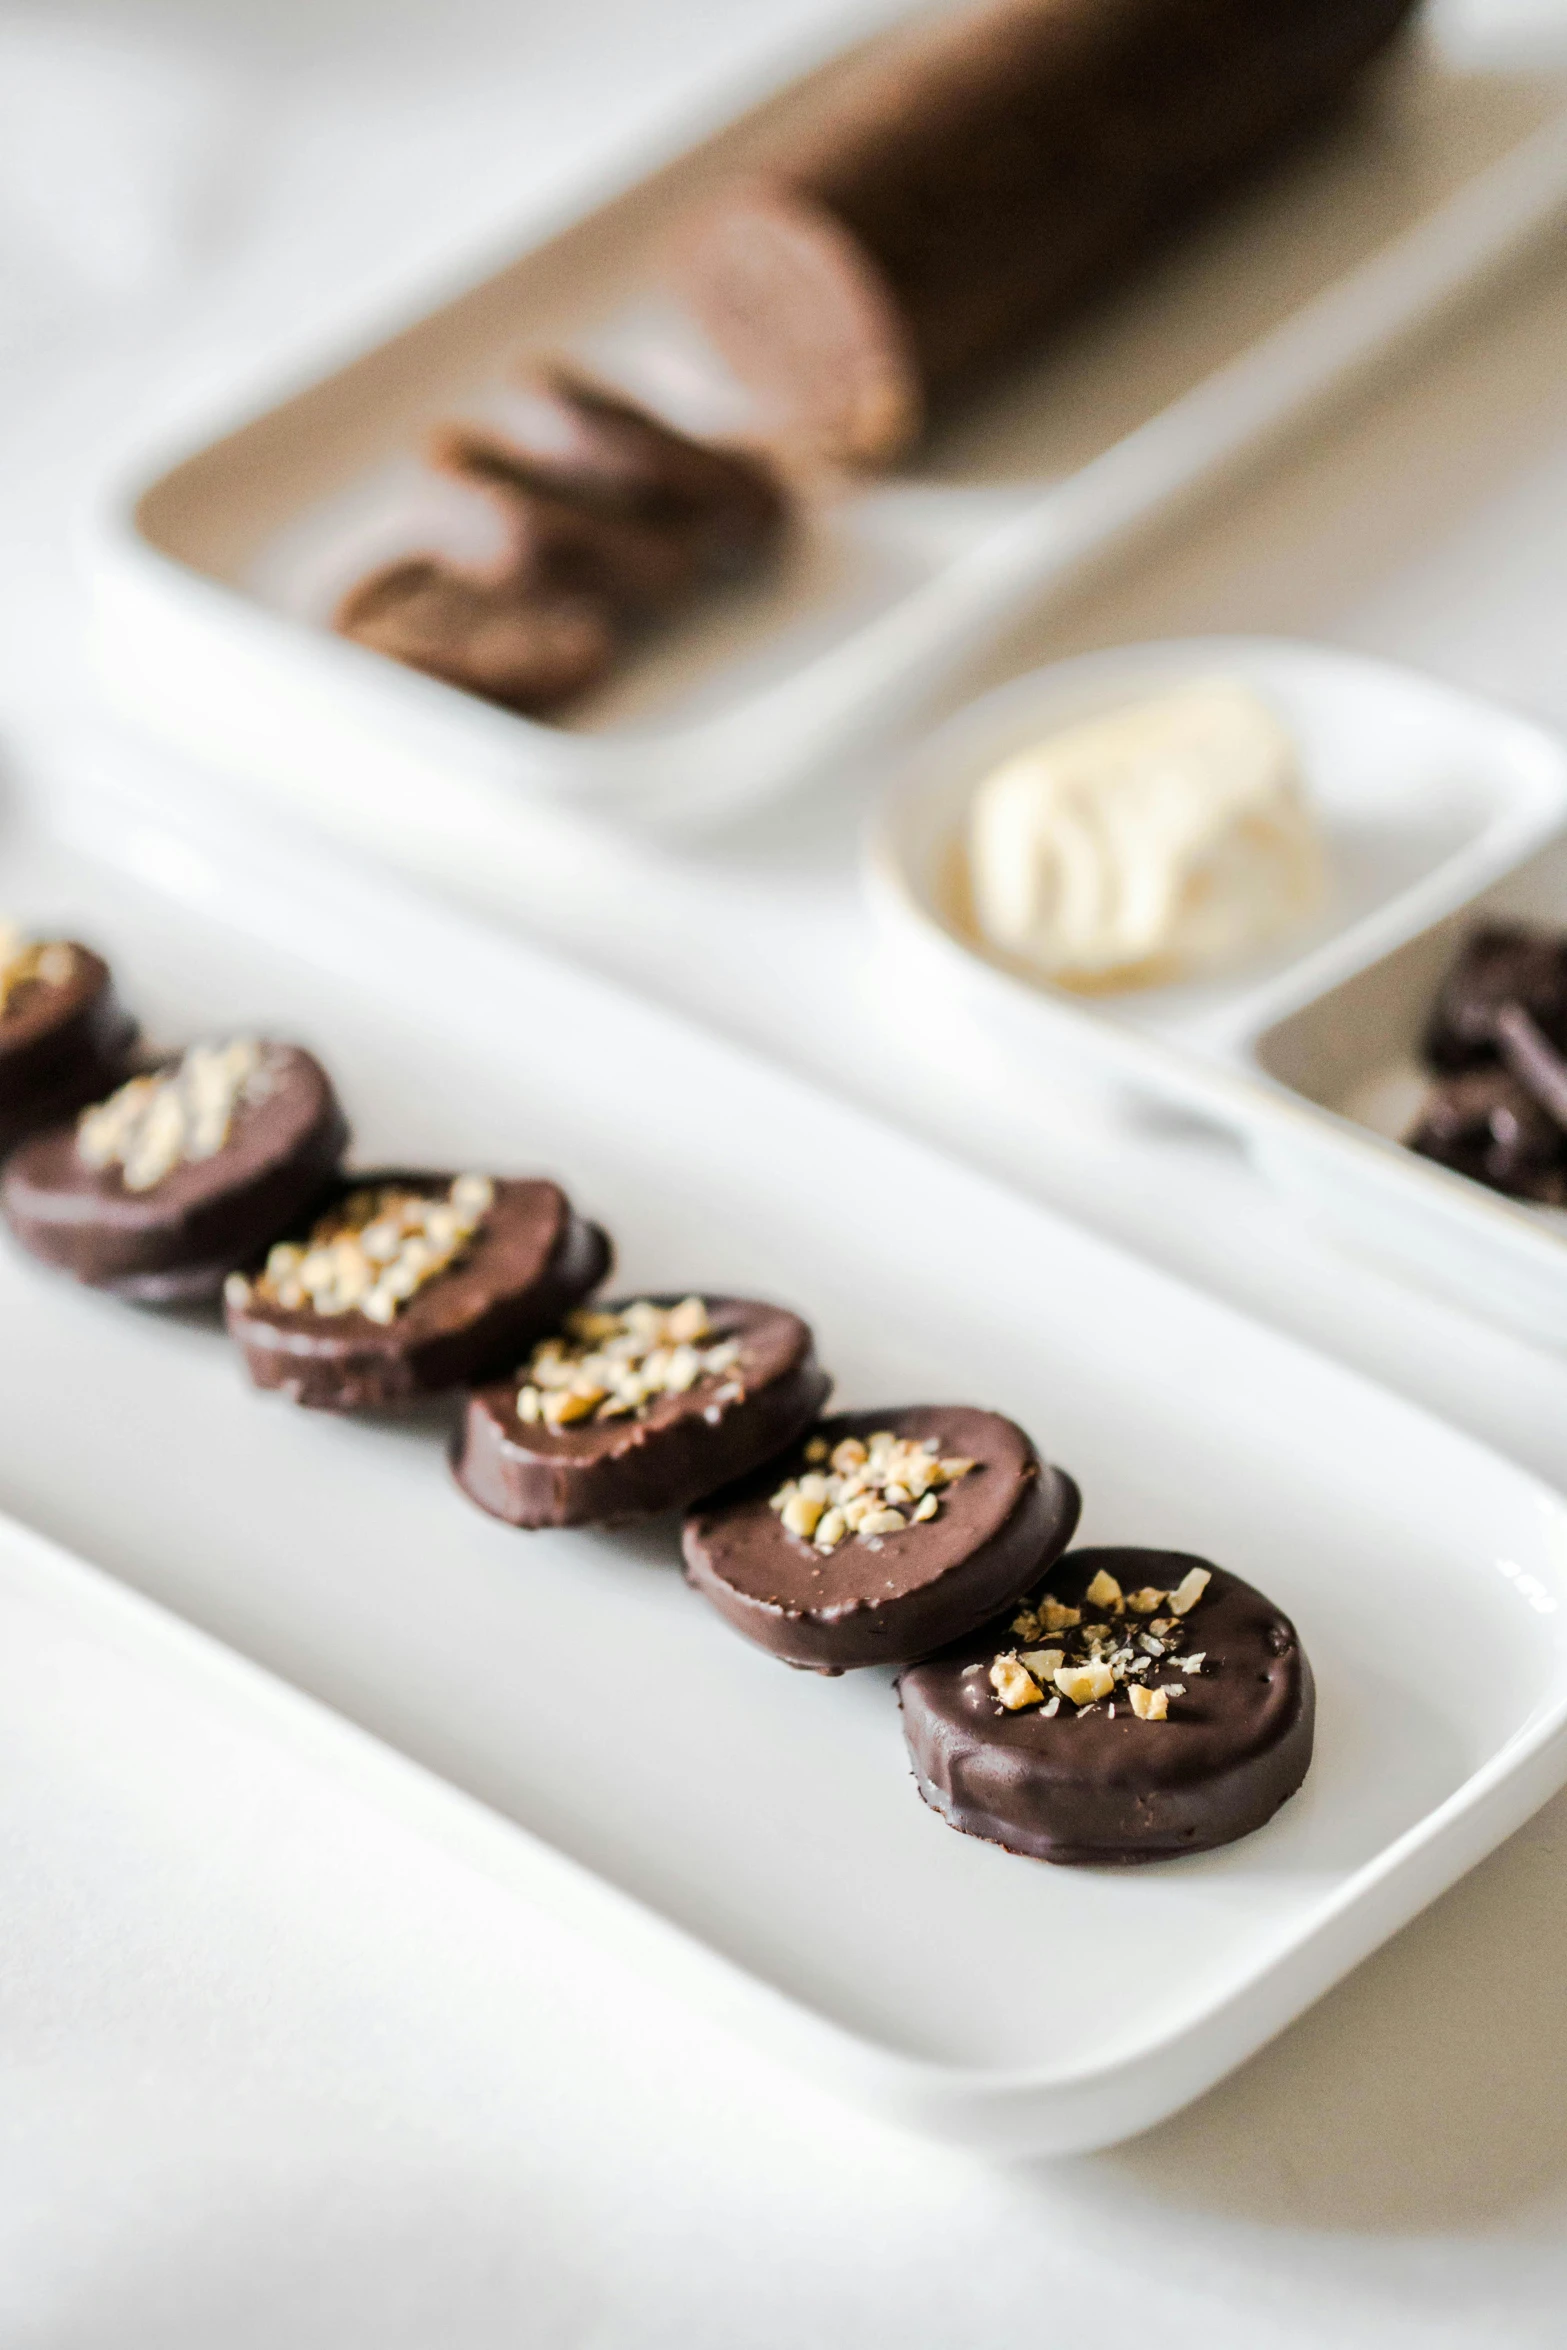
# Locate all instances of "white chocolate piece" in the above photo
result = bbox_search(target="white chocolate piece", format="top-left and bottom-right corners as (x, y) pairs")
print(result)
(966, 682), (1323, 989)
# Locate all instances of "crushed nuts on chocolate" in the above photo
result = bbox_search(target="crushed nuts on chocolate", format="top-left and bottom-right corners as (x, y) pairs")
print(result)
(0, 921), (74, 1016)
(992, 1564), (1212, 1717)
(227, 1173), (495, 1324)
(516, 1296), (742, 1428)
(80, 1039), (280, 1193)
(770, 1429), (977, 1554)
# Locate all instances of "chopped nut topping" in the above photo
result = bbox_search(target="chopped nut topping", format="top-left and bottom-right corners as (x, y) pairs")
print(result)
(0, 921), (74, 1016)
(517, 1296), (741, 1429)
(249, 1174), (495, 1323)
(1169, 1567), (1212, 1617)
(991, 1655), (1043, 1710)
(78, 1039), (279, 1193)
(770, 1427), (979, 1555)
(987, 1564), (1215, 1718)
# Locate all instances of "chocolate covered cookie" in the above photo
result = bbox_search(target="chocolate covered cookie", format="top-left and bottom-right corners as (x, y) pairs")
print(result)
(898, 1547), (1314, 1865)
(1, 1039), (348, 1303)
(225, 1171), (611, 1410)
(0, 926), (136, 1158)
(682, 1407), (1080, 1673)
(334, 557), (618, 714)
(453, 1293), (828, 1528)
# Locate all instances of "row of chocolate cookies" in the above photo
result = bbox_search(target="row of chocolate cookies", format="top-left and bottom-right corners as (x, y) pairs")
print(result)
(0, 922), (1315, 1867)
(335, 366), (788, 718)
(1409, 924), (1567, 1205)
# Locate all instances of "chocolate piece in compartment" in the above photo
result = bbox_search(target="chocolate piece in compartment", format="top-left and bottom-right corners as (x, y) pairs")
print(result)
(0, 939), (137, 1159)
(673, 0), (1421, 463)
(682, 1406), (1080, 1673)
(1422, 923), (1567, 1072)
(898, 1546), (1314, 1865)
(334, 557), (619, 715)
(1406, 1065), (1567, 1205)
(453, 1294), (828, 1529)
(1, 1041), (348, 1304)
(438, 369), (786, 584)
(226, 1172), (611, 1412)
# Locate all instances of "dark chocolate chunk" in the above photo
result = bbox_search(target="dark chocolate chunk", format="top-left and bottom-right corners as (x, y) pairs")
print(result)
(0, 939), (137, 1159)
(897, 1547), (1314, 1865)
(334, 557), (618, 714)
(225, 1171), (611, 1411)
(1, 1040), (349, 1303)
(672, 0), (1420, 462)
(453, 1293), (829, 1528)
(1423, 923), (1567, 1072)
(1406, 1065), (1567, 1205)
(682, 1407), (1080, 1673)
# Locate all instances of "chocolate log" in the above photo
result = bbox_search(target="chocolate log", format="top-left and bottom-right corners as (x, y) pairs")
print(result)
(672, 0), (1421, 462)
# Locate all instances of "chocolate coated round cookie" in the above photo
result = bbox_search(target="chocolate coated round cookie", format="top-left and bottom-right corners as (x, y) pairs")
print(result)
(1, 1039), (348, 1303)
(453, 1293), (828, 1528)
(0, 928), (137, 1158)
(225, 1171), (611, 1410)
(682, 1408), (1080, 1673)
(898, 1547), (1314, 1865)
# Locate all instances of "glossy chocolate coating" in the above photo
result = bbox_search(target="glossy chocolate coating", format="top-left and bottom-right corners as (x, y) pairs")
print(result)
(682, 1406), (1081, 1673)
(453, 1294), (828, 1529)
(227, 1172), (612, 1411)
(1, 1045), (349, 1304)
(334, 557), (618, 714)
(0, 945), (137, 1159)
(674, 0), (1418, 462)
(1423, 924), (1567, 1072)
(1407, 1066), (1567, 1205)
(898, 1547), (1314, 1865)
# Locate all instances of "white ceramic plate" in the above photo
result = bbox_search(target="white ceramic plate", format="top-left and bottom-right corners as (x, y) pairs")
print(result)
(3, 762), (1567, 2154)
(89, 22), (1567, 832)
(866, 636), (1567, 1353)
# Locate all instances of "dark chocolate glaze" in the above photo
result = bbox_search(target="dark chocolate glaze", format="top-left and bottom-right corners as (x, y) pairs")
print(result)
(898, 1547), (1315, 1866)
(1406, 1066), (1567, 1205)
(0, 946), (137, 1159)
(226, 1172), (612, 1411)
(673, 0), (1419, 462)
(682, 1406), (1080, 1673)
(334, 558), (618, 714)
(1423, 924), (1567, 1072)
(0, 1045), (349, 1303)
(453, 1294), (828, 1529)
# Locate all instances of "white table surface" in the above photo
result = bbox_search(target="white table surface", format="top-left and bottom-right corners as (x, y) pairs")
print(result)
(7, 1), (1567, 2342)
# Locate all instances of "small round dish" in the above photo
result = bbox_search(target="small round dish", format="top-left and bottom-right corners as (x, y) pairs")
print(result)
(864, 636), (1567, 1108)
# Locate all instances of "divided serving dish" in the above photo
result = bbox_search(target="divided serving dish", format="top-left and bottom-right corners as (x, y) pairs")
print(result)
(868, 635), (1567, 1352)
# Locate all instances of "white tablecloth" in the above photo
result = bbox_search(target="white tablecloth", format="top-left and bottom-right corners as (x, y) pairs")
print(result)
(6, 3), (1567, 2343)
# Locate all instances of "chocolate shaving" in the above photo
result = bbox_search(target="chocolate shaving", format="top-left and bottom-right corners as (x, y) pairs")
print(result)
(1495, 1001), (1567, 1130)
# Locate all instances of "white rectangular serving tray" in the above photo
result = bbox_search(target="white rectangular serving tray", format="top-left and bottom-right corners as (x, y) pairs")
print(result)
(867, 635), (1567, 1354)
(90, 16), (1567, 834)
(4, 759), (1567, 2156)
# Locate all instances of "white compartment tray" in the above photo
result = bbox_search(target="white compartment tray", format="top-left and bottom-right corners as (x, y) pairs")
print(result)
(869, 636), (1567, 1353)
(3, 767), (1567, 2155)
(90, 18), (1567, 832)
